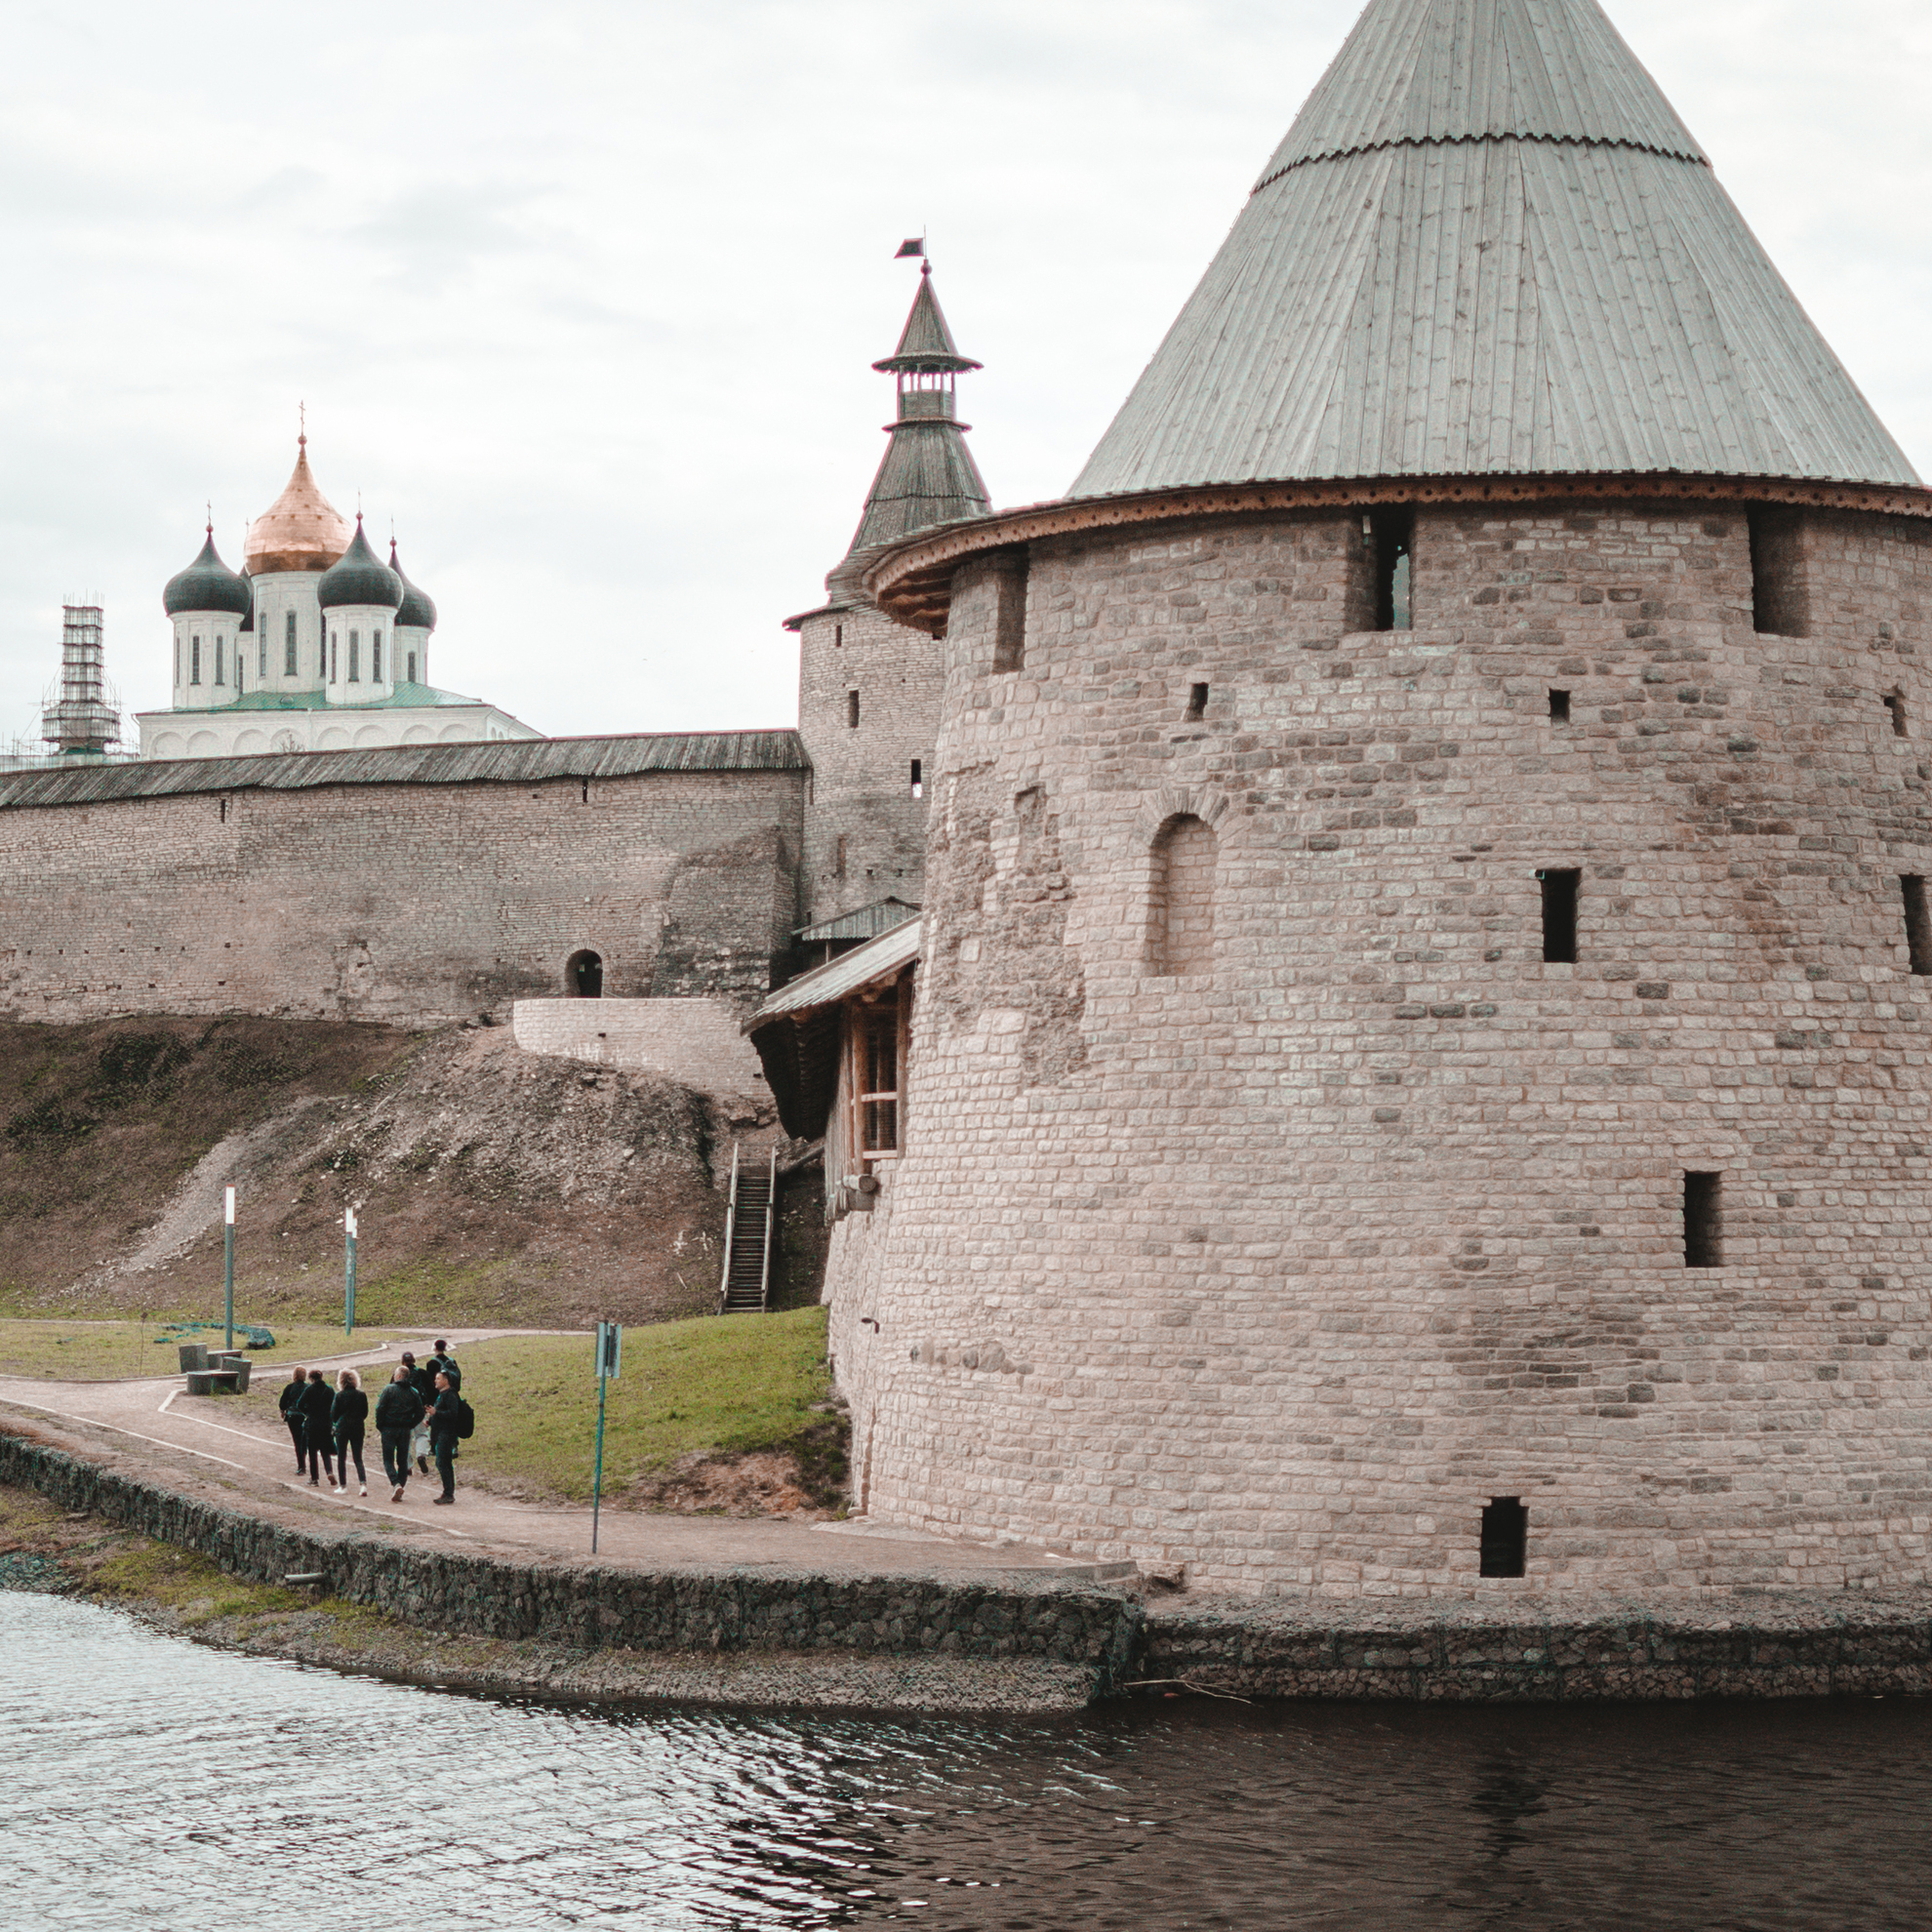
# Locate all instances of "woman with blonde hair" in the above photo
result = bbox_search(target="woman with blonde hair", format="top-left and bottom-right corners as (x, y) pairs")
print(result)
(330, 1366), (371, 1497)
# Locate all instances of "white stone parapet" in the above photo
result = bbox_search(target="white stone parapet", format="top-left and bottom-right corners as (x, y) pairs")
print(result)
(511, 997), (768, 1100)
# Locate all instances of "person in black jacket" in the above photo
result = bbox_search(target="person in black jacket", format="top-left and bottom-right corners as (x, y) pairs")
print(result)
(374, 1365), (424, 1502)
(330, 1367), (370, 1497)
(279, 1368), (310, 1474)
(426, 1371), (461, 1505)
(299, 1367), (336, 1489)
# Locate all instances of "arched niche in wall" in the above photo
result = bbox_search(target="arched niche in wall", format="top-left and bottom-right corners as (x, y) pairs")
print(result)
(1137, 785), (1228, 978)
(565, 948), (604, 998)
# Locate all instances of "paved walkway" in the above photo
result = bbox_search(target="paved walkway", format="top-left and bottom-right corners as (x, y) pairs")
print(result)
(0, 1330), (1117, 1582)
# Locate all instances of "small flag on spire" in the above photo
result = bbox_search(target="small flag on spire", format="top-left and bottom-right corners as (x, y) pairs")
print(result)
(895, 237), (925, 259)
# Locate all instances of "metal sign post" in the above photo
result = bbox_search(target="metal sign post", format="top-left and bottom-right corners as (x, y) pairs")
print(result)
(344, 1208), (358, 1337)
(591, 1320), (622, 1555)
(222, 1187), (236, 1352)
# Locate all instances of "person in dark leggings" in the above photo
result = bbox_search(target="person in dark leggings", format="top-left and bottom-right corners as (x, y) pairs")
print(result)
(427, 1371), (461, 1505)
(375, 1365), (424, 1502)
(300, 1367), (336, 1488)
(279, 1368), (310, 1474)
(331, 1367), (370, 1497)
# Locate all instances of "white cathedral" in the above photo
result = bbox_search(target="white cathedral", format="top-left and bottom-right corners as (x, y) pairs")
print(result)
(141, 435), (537, 759)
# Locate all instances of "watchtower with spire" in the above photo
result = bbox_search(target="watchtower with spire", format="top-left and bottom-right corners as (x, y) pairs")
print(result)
(788, 257), (993, 935)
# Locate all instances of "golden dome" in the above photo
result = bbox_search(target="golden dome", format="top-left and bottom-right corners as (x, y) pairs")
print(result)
(244, 435), (353, 575)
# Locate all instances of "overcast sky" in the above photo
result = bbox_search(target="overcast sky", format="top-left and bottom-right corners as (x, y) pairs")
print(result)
(3, 0), (1929, 745)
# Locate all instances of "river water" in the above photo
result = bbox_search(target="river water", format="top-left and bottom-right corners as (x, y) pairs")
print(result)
(5, 1591), (1931, 1931)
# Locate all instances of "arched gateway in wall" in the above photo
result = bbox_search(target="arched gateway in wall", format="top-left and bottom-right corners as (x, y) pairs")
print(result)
(820, 0), (1932, 1593)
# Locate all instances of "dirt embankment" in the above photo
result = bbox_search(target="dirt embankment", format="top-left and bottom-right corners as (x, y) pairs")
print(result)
(0, 1015), (773, 1327)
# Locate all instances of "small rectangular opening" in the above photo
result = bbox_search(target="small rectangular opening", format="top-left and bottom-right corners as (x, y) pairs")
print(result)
(1367, 508), (1414, 630)
(1904, 876), (1932, 974)
(1885, 693), (1909, 738)
(1186, 682), (1209, 721)
(834, 834), (847, 879)
(1684, 1171), (1722, 1268)
(909, 758), (923, 799)
(1479, 1498), (1526, 1578)
(834, 624), (843, 648)
(1748, 506), (1807, 637)
(1538, 867), (1580, 964)
(847, 689), (860, 729)
(1549, 689), (1571, 723)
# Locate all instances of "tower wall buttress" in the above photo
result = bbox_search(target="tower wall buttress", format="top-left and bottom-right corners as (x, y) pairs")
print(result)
(796, 602), (942, 928)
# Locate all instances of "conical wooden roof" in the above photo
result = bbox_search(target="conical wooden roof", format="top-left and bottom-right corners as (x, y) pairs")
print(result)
(874, 264), (982, 374)
(1070, 0), (1917, 500)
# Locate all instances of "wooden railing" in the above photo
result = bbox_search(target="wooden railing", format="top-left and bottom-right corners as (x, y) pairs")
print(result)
(715, 1141), (740, 1315)
(758, 1145), (777, 1312)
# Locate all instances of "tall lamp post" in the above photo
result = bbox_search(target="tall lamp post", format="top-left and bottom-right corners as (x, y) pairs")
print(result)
(344, 1207), (358, 1338)
(222, 1187), (236, 1352)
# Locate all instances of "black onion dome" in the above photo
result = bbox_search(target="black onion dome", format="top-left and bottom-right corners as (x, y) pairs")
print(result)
(317, 517), (403, 611)
(389, 540), (438, 632)
(163, 529), (253, 619)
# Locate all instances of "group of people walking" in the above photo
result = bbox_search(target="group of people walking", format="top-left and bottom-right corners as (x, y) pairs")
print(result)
(278, 1341), (465, 1506)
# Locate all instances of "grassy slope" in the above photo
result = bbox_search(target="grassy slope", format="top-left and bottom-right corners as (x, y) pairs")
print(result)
(218, 1308), (842, 1507)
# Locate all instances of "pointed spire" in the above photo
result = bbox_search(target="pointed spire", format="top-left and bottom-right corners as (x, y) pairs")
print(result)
(832, 260), (994, 583)
(1070, 0), (1917, 499)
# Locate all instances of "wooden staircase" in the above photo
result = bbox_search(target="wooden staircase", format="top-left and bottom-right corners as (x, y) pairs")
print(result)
(716, 1143), (776, 1315)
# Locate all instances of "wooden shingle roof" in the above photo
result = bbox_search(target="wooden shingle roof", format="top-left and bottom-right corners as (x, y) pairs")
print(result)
(1070, 0), (1917, 500)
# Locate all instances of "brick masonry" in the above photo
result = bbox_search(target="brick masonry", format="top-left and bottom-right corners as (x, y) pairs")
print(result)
(827, 499), (1932, 1595)
(794, 603), (941, 927)
(512, 996), (770, 1098)
(0, 767), (806, 1027)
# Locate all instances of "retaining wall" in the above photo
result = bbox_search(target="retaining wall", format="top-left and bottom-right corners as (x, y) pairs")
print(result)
(512, 997), (768, 1099)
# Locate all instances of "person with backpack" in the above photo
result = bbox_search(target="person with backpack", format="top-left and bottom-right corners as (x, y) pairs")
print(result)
(298, 1367), (336, 1489)
(278, 1367), (310, 1475)
(375, 1364), (424, 1502)
(404, 1350), (435, 1473)
(330, 1367), (370, 1498)
(426, 1369), (463, 1505)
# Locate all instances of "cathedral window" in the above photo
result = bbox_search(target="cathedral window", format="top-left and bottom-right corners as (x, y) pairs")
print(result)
(258, 633), (266, 680)
(1147, 812), (1217, 975)
(330, 634), (338, 683)
(407, 651), (418, 685)
(190, 636), (201, 685)
(372, 632), (382, 682)
(174, 638), (181, 686)
(348, 631), (360, 683)
(284, 611), (297, 677)
(214, 637), (224, 686)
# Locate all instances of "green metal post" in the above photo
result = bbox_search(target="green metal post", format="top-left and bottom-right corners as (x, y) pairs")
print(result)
(344, 1208), (358, 1337)
(591, 1361), (609, 1555)
(222, 1187), (235, 1352)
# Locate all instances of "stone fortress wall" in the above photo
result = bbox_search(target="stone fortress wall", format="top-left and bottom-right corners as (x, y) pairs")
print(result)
(827, 499), (1932, 1593)
(0, 762), (805, 1028)
(793, 600), (941, 927)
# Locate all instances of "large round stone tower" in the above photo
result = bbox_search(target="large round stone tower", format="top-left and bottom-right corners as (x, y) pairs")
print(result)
(825, 0), (1932, 1594)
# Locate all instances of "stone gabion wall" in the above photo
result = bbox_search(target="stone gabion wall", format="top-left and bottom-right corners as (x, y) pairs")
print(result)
(0, 767), (805, 1027)
(829, 499), (1932, 1594)
(0, 1431), (1140, 1672)
(795, 602), (942, 928)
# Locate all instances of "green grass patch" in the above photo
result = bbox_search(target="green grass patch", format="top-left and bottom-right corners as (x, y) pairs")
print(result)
(438, 1308), (835, 1502)
(86, 1542), (305, 1623)
(0, 1317), (422, 1382)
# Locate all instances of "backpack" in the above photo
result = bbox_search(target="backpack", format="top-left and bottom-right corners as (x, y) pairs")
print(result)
(456, 1396), (475, 1440)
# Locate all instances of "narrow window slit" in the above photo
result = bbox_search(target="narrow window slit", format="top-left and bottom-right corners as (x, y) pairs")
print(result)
(1538, 867), (1580, 964)
(909, 758), (923, 799)
(1684, 1172), (1722, 1268)
(1367, 508), (1414, 631)
(1885, 693), (1909, 738)
(1549, 689), (1571, 723)
(1186, 683), (1209, 721)
(1479, 1499), (1527, 1578)
(992, 552), (1028, 672)
(1903, 875), (1932, 974)
(847, 689), (860, 729)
